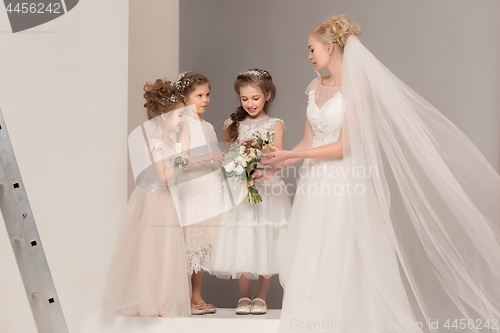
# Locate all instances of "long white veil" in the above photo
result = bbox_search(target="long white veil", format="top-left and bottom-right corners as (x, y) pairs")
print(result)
(342, 35), (500, 332)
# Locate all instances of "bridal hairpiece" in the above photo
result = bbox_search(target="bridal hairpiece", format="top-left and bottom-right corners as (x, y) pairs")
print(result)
(239, 69), (270, 79)
(162, 95), (180, 103)
(174, 71), (194, 93)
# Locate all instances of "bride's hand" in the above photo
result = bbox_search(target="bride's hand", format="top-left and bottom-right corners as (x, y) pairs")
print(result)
(260, 150), (291, 167)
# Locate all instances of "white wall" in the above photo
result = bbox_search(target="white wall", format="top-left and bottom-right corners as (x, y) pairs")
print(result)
(128, 0), (179, 196)
(0, 1), (128, 332)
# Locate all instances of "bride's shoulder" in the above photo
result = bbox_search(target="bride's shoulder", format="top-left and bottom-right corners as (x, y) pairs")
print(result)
(305, 77), (321, 95)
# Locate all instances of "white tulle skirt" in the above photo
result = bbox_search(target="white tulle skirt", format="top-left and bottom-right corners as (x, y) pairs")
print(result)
(211, 175), (291, 279)
(279, 156), (420, 333)
(101, 186), (191, 317)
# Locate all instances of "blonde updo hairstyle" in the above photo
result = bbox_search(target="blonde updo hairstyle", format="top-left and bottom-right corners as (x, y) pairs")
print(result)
(143, 78), (180, 121)
(310, 14), (362, 50)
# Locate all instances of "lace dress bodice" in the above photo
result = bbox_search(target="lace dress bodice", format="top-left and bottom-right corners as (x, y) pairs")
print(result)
(224, 115), (285, 142)
(139, 138), (175, 192)
(306, 79), (345, 148)
(144, 138), (174, 167)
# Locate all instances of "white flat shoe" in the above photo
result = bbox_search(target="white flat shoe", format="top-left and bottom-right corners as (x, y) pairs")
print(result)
(250, 297), (267, 315)
(235, 297), (252, 315)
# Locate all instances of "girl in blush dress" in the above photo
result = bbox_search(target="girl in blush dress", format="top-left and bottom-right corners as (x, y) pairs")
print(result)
(211, 69), (291, 315)
(101, 78), (190, 317)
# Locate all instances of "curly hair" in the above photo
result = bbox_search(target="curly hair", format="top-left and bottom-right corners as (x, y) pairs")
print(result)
(143, 78), (180, 120)
(311, 14), (362, 49)
(226, 69), (276, 143)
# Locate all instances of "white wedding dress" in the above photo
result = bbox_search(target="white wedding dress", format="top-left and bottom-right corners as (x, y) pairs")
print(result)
(279, 80), (417, 332)
(279, 36), (500, 333)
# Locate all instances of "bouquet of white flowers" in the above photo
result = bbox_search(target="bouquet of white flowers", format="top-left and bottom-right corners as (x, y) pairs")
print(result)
(221, 131), (279, 205)
(221, 142), (263, 204)
(253, 130), (278, 153)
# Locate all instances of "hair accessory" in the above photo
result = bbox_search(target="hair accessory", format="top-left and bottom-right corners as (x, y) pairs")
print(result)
(239, 69), (270, 79)
(174, 71), (195, 93)
(161, 95), (180, 104)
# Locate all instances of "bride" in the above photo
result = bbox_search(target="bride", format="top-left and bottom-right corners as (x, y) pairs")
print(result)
(256, 15), (500, 333)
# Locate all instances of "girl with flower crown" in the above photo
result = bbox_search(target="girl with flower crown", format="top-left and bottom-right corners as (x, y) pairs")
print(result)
(175, 71), (225, 315)
(211, 69), (291, 315)
(101, 78), (191, 317)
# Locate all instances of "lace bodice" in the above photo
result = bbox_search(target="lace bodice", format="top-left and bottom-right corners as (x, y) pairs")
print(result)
(306, 82), (345, 148)
(224, 115), (285, 142)
(144, 138), (174, 167)
(139, 138), (175, 191)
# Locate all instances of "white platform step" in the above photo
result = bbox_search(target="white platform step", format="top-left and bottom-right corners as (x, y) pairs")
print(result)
(81, 309), (281, 333)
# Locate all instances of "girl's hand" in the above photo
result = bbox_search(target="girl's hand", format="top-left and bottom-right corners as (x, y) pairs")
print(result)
(252, 167), (280, 182)
(190, 155), (210, 167)
(210, 151), (226, 165)
(239, 138), (262, 150)
(260, 150), (291, 167)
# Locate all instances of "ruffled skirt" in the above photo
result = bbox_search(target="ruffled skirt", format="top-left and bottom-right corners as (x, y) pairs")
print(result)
(211, 176), (291, 279)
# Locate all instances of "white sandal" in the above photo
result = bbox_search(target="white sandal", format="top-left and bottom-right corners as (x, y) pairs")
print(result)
(250, 297), (267, 314)
(235, 297), (252, 315)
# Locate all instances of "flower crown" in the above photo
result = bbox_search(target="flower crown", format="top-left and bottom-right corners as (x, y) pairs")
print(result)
(239, 69), (270, 79)
(174, 71), (195, 94)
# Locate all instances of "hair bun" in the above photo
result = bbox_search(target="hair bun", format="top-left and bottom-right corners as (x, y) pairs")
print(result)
(143, 78), (179, 120)
(327, 15), (362, 47)
(312, 14), (361, 48)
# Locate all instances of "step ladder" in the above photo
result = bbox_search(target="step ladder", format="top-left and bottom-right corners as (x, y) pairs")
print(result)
(0, 108), (69, 333)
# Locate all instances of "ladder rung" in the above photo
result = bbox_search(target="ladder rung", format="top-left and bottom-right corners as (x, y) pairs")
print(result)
(0, 107), (69, 333)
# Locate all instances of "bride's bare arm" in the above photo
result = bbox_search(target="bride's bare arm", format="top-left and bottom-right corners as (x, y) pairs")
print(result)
(284, 117), (314, 166)
(253, 117), (315, 182)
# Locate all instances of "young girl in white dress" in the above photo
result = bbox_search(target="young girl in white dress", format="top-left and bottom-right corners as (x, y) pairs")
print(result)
(101, 78), (191, 317)
(175, 72), (225, 315)
(211, 69), (291, 315)
(259, 15), (500, 333)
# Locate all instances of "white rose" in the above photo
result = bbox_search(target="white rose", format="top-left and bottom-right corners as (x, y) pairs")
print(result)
(235, 165), (244, 175)
(236, 155), (244, 165)
(224, 161), (235, 172)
